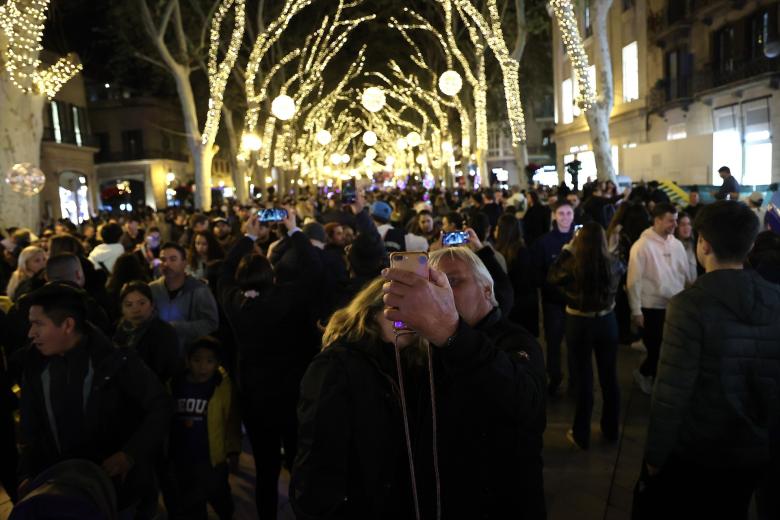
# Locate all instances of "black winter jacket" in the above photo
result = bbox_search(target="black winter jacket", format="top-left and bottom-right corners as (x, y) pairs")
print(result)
(644, 269), (780, 470)
(218, 235), (321, 397)
(290, 308), (547, 520)
(18, 325), (172, 482)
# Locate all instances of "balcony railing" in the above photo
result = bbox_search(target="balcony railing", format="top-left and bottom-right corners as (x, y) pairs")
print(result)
(42, 127), (99, 148)
(695, 57), (780, 92)
(95, 149), (190, 163)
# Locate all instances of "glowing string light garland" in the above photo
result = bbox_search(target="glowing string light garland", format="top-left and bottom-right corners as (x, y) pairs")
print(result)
(549, 0), (596, 109)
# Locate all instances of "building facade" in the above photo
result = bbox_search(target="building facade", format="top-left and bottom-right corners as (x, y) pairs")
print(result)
(552, 0), (780, 188)
(38, 51), (100, 225)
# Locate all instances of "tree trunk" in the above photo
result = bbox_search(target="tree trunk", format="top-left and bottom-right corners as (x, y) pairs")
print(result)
(0, 74), (43, 229)
(192, 144), (215, 211)
(475, 52), (489, 182)
(221, 105), (248, 203)
(588, 0), (617, 184)
(513, 142), (529, 189)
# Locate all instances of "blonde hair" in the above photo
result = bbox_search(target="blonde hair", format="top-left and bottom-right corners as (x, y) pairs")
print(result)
(428, 247), (499, 307)
(6, 245), (45, 300)
(322, 277), (427, 351)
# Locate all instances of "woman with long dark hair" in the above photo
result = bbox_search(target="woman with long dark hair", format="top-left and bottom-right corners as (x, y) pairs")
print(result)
(548, 222), (624, 449)
(187, 230), (224, 282)
(494, 213), (539, 336)
(522, 191), (551, 245)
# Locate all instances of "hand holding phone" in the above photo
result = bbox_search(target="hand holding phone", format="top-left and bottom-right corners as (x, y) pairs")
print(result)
(257, 208), (288, 223)
(442, 231), (470, 247)
(388, 252), (429, 331)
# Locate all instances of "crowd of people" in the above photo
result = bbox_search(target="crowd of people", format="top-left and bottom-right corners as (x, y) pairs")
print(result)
(0, 173), (778, 519)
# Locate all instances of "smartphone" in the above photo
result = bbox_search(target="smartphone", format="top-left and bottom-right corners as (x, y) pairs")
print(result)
(389, 251), (430, 331)
(341, 179), (357, 204)
(442, 231), (470, 246)
(257, 208), (288, 223)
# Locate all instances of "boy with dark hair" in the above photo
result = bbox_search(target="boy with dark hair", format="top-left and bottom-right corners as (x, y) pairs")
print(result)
(164, 336), (240, 520)
(18, 283), (172, 514)
(635, 200), (779, 518)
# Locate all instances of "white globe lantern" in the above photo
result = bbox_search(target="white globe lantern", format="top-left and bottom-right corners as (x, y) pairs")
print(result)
(5, 163), (45, 196)
(241, 132), (262, 151)
(341, 154), (350, 164)
(441, 140), (454, 154)
(438, 70), (463, 96)
(330, 153), (342, 165)
(406, 131), (422, 147)
(416, 154), (427, 165)
(316, 129), (332, 145)
(362, 130), (378, 147)
(271, 95), (296, 120)
(365, 147), (377, 160)
(396, 137), (408, 150)
(385, 155), (395, 165)
(361, 87), (386, 113)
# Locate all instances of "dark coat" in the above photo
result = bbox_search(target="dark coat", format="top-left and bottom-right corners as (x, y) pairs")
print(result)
(644, 270), (780, 470)
(531, 228), (575, 305)
(522, 205), (551, 245)
(218, 235), (321, 397)
(505, 246), (540, 336)
(290, 308), (547, 520)
(547, 248), (625, 313)
(113, 317), (181, 384)
(18, 325), (172, 486)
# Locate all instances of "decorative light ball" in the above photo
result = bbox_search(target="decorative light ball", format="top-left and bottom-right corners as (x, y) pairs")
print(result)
(316, 129), (332, 145)
(406, 131), (422, 147)
(241, 132), (262, 151)
(441, 140), (454, 154)
(361, 87), (386, 113)
(341, 154), (350, 164)
(5, 163), (45, 196)
(385, 155), (395, 165)
(363, 130), (378, 147)
(271, 95), (296, 120)
(365, 148), (377, 160)
(438, 70), (463, 96)
(330, 153), (342, 165)
(416, 154), (427, 165)
(396, 137), (408, 150)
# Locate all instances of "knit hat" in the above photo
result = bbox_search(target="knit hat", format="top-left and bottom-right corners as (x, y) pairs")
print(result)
(370, 201), (392, 222)
(302, 222), (327, 243)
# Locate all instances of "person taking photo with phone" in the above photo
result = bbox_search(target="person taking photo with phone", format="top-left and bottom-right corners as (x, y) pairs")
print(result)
(290, 248), (546, 519)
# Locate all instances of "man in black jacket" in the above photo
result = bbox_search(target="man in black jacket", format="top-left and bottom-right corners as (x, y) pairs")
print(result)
(382, 247), (547, 519)
(634, 201), (780, 519)
(17, 284), (172, 515)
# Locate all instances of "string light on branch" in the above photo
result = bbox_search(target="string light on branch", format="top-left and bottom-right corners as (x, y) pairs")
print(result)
(361, 86), (386, 112)
(438, 70), (463, 96)
(362, 130), (377, 146)
(397, 137), (408, 150)
(0, 0), (82, 97)
(271, 94), (296, 120)
(549, 0), (596, 109)
(316, 129), (332, 145)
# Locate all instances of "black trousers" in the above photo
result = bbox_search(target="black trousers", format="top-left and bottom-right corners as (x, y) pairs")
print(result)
(241, 389), (299, 520)
(543, 302), (574, 389)
(639, 308), (666, 378)
(565, 312), (620, 448)
(162, 461), (233, 520)
(633, 456), (759, 520)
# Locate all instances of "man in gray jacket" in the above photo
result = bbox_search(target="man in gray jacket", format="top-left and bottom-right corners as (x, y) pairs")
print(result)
(634, 201), (780, 519)
(150, 242), (219, 354)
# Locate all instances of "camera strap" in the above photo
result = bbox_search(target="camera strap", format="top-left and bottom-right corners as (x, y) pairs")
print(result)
(393, 331), (441, 520)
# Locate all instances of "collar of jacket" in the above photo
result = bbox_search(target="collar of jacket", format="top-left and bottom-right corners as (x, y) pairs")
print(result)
(473, 306), (502, 331)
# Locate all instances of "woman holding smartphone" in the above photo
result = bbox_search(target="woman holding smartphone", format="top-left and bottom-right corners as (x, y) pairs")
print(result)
(548, 222), (625, 450)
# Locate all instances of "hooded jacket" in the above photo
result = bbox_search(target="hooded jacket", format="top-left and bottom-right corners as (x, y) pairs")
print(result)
(626, 228), (692, 315)
(644, 269), (780, 469)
